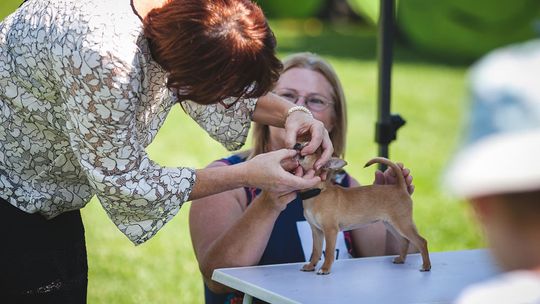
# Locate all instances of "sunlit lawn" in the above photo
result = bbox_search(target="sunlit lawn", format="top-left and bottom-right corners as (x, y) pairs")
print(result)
(1, 4), (484, 302)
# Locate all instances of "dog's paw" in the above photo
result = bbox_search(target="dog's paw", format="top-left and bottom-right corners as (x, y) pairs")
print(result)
(420, 265), (431, 272)
(316, 268), (331, 275)
(393, 257), (405, 264)
(301, 264), (316, 272)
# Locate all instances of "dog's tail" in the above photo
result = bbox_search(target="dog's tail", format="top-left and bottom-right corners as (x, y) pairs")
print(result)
(364, 157), (407, 193)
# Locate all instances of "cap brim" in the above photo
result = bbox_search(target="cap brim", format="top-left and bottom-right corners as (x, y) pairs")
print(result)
(444, 129), (540, 198)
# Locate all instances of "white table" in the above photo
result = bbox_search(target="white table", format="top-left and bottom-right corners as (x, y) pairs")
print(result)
(212, 249), (500, 304)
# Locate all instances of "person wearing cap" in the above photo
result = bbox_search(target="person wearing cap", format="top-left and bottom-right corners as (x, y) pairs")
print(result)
(444, 39), (540, 303)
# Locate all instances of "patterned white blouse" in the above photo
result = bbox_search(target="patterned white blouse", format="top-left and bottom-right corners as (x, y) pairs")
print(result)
(0, 0), (257, 244)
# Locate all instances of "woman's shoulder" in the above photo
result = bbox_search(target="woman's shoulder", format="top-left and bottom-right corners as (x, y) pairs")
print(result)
(39, 0), (144, 61)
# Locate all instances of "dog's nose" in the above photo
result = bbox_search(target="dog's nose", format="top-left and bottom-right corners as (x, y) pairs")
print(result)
(293, 143), (303, 151)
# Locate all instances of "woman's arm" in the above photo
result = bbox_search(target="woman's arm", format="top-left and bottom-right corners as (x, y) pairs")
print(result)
(250, 92), (291, 128)
(190, 161), (295, 293)
(57, 47), (201, 245)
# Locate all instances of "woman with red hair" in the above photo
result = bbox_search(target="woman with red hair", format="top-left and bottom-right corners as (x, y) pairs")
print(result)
(0, 0), (331, 302)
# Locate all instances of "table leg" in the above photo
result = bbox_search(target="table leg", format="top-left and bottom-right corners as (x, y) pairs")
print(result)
(242, 294), (253, 304)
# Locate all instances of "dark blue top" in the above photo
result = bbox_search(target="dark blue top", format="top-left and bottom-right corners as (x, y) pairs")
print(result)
(204, 154), (353, 304)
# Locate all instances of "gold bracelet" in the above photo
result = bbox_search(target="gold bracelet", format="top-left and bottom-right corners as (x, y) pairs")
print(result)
(286, 106), (313, 119)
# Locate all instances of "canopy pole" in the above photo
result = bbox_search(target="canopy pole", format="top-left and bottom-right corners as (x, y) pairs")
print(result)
(375, 0), (405, 171)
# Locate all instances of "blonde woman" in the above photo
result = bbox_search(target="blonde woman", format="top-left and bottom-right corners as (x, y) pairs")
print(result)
(189, 53), (415, 304)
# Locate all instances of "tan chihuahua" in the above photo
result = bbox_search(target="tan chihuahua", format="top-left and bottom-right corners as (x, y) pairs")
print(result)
(296, 149), (431, 275)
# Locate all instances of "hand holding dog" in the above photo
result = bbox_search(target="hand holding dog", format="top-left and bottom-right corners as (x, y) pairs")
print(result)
(244, 149), (321, 193)
(260, 190), (298, 212)
(284, 111), (333, 171)
(374, 162), (415, 194)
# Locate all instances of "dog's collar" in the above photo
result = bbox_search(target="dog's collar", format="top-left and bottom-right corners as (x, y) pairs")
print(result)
(298, 188), (322, 200)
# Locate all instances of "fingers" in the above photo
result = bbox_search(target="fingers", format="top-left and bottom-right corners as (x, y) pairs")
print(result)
(265, 190), (297, 211)
(280, 157), (299, 172)
(402, 167), (410, 177)
(313, 132), (333, 170)
(271, 150), (321, 191)
(373, 170), (386, 185)
(394, 163), (414, 195)
(284, 117), (333, 171)
(304, 169), (316, 179)
(284, 110), (311, 148)
(273, 148), (299, 160)
(294, 166), (303, 177)
(408, 184), (415, 195)
(283, 174), (321, 190)
(381, 163), (414, 189)
(284, 127), (298, 150)
(301, 127), (322, 156)
(405, 174), (413, 185)
(399, 164), (412, 181)
(398, 166), (413, 186)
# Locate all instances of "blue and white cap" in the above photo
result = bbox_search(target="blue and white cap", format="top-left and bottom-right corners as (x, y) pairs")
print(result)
(444, 39), (540, 198)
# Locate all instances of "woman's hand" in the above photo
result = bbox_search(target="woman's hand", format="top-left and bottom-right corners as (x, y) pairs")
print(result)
(243, 149), (320, 193)
(284, 111), (333, 171)
(259, 190), (298, 213)
(251, 94), (334, 172)
(373, 162), (415, 195)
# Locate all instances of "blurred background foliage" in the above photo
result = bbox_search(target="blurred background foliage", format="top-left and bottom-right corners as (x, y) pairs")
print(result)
(1, 0), (539, 303)
(0, 0), (20, 19)
(256, 0), (540, 61)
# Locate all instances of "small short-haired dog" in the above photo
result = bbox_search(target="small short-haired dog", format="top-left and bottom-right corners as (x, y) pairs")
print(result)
(296, 149), (431, 275)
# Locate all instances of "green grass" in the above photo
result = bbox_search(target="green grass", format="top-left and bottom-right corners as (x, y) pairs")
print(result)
(0, 1), (20, 20)
(1, 5), (485, 302)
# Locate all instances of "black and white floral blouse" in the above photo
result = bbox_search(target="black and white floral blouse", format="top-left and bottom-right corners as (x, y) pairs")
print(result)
(0, 0), (257, 244)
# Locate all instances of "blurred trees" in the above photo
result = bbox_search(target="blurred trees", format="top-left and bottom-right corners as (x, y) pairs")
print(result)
(257, 0), (540, 61)
(398, 0), (540, 61)
(255, 0), (325, 19)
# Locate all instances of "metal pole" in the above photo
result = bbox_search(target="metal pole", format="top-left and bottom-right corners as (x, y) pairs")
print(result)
(376, 0), (407, 254)
(376, 0), (397, 171)
(376, 0), (395, 170)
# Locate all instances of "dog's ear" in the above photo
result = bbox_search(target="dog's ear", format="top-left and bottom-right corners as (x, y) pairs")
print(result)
(323, 157), (347, 171)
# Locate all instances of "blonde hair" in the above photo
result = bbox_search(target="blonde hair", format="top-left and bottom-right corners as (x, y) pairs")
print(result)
(251, 52), (348, 158)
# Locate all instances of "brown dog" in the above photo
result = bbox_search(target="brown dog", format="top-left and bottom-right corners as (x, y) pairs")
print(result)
(297, 152), (431, 275)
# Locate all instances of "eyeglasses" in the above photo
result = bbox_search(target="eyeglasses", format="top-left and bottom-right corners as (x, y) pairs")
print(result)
(274, 90), (334, 112)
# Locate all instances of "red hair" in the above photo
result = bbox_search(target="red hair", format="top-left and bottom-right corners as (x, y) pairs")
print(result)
(143, 0), (282, 105)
